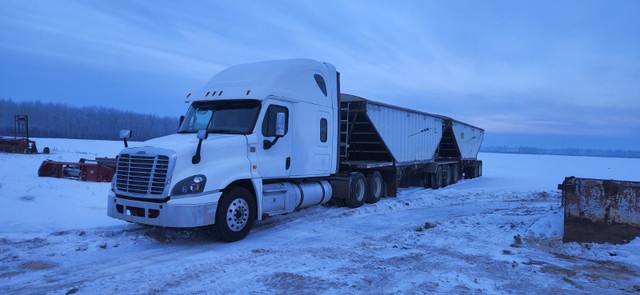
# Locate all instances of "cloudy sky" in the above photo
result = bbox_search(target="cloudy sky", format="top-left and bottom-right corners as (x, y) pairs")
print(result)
(1, 1), (639, 149)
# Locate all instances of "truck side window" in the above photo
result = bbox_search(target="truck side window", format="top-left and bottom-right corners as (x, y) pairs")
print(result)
(262, 105), (289, 137)
(320, 118), (327, 142)
(314, 74), (327, 96)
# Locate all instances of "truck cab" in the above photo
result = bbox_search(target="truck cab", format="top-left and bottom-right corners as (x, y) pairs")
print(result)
(107, 59), (339, 242)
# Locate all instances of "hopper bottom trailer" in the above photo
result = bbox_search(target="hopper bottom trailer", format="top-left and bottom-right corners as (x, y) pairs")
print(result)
(107, 59), (484, 242)
(329, 94), (483, 207)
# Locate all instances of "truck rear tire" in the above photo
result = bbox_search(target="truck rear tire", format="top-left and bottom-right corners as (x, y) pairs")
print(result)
(345, 172), (366, 208)
(214, 186), (256, 242)
(430, 166), (443, 189)
(365, 171), (383, 204)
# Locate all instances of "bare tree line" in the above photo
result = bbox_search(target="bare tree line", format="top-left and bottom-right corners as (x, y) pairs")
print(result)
(0, 99), (179, 141)
(481, 145), (640, 159)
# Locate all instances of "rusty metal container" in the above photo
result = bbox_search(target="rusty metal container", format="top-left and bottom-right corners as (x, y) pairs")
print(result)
(559, 177), (640, 244)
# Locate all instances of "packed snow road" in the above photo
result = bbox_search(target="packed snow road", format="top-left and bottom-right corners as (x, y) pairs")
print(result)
(1, 138), (639, 294)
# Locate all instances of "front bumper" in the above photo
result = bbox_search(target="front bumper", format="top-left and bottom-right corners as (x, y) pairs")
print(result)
(107, 191), (222, 228)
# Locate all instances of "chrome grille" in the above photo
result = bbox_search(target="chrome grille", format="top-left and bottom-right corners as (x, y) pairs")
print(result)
(116, 154), (170, 196)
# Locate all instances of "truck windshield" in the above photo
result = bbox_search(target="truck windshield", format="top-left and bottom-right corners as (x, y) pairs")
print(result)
(178, 100), (261, 134)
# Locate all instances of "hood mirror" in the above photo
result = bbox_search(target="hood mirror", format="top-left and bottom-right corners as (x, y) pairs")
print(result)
(197, 129), (208, 140)
(119, 129), (132, 148)
(193, 129), (208, 164)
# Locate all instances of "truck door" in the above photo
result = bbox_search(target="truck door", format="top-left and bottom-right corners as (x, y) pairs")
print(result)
(255, 101), (293, 179)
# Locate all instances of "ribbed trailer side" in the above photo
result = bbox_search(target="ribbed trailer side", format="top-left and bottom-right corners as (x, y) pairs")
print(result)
(365, 102), (442, 164)
(451, 121), (484, 160)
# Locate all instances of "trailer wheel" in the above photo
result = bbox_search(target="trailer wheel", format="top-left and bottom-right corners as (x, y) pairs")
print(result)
(365, 171), (383, 204)
(450, 164), (459, 184)
(422, 173), (430, 189)
(430, 166), (443, 189)
(214, 186), (256, 242)
(345, 172), (366, 208)
(464, 165), (475, 179)
(443, 166), (452, 187)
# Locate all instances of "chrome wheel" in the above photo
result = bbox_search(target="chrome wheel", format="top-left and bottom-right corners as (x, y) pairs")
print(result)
(372, 177), (382, 197)
(226, 198), (249, 232)
(355, 179), (365, 202)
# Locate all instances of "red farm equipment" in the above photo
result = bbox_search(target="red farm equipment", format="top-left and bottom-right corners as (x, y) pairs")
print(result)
(38, 157), (117, 182)
(0, 115), (42, 154)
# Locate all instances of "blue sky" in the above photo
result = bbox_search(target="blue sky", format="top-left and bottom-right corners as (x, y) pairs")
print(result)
(1, 1), (639, 149)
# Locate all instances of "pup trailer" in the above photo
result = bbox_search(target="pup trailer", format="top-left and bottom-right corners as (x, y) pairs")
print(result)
(107, 59), (484, 242)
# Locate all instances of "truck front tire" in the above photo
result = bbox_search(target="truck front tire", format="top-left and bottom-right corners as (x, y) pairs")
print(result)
(214, 186), (256, 242)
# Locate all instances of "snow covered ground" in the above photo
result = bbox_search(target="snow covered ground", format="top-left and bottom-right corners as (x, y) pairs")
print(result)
(1, 138), (639, 294)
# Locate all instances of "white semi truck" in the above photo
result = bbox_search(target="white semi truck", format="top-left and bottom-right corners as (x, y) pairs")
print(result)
(107, 59), (484, 242)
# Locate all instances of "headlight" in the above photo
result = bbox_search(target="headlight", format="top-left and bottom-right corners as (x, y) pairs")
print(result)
(171, 175), (206, 196)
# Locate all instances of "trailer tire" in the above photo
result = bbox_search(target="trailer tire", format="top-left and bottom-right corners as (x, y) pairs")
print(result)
(345, 172), (366, 208)
(365, 171), (383, 204)
(422, 173), (430, 189)
(443, 166), (451, 187)
(430, 166), (443, 189)
(464, 165), (475, 179)
(450, 164), (459, 184)
(214, 186), (256, 242)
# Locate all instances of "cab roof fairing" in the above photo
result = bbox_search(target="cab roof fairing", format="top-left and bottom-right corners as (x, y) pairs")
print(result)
(187, 59), (335, 107)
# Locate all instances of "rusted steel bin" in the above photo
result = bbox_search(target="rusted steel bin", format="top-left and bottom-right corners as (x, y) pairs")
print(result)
(559, 177), (640, 244)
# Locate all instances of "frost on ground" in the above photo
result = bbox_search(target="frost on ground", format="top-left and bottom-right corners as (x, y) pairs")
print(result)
(0, 138), (639, 294)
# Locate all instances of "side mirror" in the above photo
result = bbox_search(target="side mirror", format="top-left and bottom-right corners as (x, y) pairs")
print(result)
(264, 112), (286, 150)
(119, 129), (132, 148)
(179, 115), (185, 129)
(275, 112), (285, 137)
